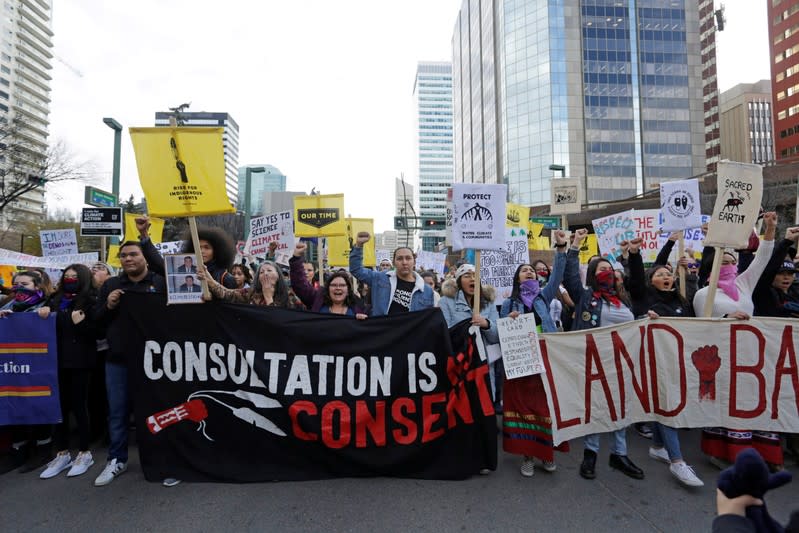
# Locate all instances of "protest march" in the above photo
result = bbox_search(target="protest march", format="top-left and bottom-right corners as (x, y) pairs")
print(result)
(1, 128), (797, 528)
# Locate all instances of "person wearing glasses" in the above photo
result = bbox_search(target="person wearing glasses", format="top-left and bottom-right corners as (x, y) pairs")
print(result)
(289, 242), (366, 318)
(692, 212), (782, 472)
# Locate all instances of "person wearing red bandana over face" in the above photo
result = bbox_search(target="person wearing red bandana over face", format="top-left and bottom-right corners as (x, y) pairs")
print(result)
(692, 212), (783, 472)
(36, 264), (99, 480)
(563, 229), (645, 482)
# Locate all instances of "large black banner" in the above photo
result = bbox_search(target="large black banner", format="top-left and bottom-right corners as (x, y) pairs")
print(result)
(120, 294), (497, 482)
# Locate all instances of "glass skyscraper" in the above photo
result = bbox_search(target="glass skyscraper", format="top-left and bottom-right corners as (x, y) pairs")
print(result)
(237, 164), (287, 216)
(413, 62), (453, 252)
(452, 0), (708, 205)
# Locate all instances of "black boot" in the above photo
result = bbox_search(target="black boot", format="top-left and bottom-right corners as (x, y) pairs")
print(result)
(609, 453), (644, 479)
(580, 449), (597, 479)
(18, 443), (51, 474)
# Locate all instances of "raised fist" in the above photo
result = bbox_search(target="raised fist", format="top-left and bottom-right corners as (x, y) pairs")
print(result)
(553, 230), (567, 246)
(573, 228), (588, 245)
(763, 211), (777, 229)
(628, 237), (643, 254)
(293, 241), (308, 257)
(146, 399), (208, 434)
(135, 216), (151, 238)
(785, 227), (799, 242)
(355, 231), (371, 246)
(691, 345), (721, 401)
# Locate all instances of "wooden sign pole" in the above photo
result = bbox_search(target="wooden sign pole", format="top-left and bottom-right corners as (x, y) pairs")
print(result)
(678, 234), (686, 299)
(473, 250), (481, 315)
(702, 247), (723, 317)
(318, 237), (325, 288)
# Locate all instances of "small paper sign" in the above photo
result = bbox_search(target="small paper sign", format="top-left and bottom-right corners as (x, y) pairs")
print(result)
(498, 315), (544, 379)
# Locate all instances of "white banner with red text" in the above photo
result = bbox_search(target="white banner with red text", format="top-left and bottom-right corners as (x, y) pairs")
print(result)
(539, 317), (799, 446)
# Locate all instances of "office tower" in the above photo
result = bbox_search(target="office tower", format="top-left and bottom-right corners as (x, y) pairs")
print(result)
(768, 0), (799, 158)
(452, 0), (708, 205)
(720, 81), (775, 165)
(413, 62), (453, 252)
(699, 0), (721, 171)
(237, 164), (287, 215)
(0, 0), (53, 224)
(155, 111), (240, 204)
(395, 178), (415, 248)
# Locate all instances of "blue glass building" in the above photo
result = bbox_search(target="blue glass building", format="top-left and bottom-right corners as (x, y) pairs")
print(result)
(452, 0), (708, 205)
(237, 164), (287, 216)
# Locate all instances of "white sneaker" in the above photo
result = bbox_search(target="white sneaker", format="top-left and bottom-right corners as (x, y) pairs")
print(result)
(670, 462), (704, 487)
(648, 446), (671, 464)
(94, 459), (127, 486)
(520, 457), (535, 477)
(162, 477), (181, 487)
(40, 452), (72, 479)
(541, 460), (557, 473)
(67, 451), (94, 477)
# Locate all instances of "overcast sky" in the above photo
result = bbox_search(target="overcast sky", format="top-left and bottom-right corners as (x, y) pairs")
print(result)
(46, 0), (767, 234)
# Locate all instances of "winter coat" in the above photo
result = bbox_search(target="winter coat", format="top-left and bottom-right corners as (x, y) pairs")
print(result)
(348, 245), (434, 316)
(753, 238), (799, 317)
(645, 287), (694, 318)
(45, 293), (100, 369)
(499, 250), (567, 334)
(439, 280), (499, 344)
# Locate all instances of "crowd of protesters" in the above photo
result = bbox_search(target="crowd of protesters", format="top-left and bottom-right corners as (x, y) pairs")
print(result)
(0, 213), (798, 511)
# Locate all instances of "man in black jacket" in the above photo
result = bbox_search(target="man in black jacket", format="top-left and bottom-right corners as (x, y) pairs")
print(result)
(91, 241), (165, 487)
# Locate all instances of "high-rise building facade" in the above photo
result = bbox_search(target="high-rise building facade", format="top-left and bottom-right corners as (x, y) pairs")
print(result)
(452, 0), (707, 205)
(699, 0), (721, 171)
(720, 80), (775, 165)
(413, 62), (453, 252)
(237, 164), (286, 216)
(155, 111), (240, 204)
(394, 178), (415, 248)
(769, 0), (799, 159)
(0, 0), (53, 224)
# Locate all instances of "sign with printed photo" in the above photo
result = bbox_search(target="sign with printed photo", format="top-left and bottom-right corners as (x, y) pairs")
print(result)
(165, 254), (203, 304)
(704, 161), (763, 249)
(451, 183), (506, 251)
(549, 178), (582, 215)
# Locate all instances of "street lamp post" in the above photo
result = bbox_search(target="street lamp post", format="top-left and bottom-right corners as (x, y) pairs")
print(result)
(244, 166), (266, 240)
(103, 117), (123, 245)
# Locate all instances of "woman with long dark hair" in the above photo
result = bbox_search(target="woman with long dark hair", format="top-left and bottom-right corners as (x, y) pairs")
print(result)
(563, 229), (645, 482)
(500, 230), (569, 477)
(37, 264), (98, 479)
(289, 242), (366, 317)
(200, 260), (304, 308)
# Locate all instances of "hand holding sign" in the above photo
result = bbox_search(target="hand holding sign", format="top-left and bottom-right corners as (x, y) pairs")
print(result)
(293, 242), (307, 257)
(355, 231), (370, 247)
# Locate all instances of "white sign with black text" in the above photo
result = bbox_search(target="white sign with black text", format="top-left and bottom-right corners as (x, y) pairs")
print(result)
(451, 183), (506, 251)
(498, 315), (544, 379)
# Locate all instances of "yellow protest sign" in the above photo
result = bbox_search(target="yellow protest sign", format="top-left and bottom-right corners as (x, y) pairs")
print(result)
(129, 127), (235, 217)
(123, 213), (165, 244)
(506, 203), (529, 228)
(328, 218), (375, 267)
(579, 234), (599, 264)
(293, 194), (346, 237)
(107, 244), (121, 268)
(531, 236), (550, 250)
(528, 221), (544, 237)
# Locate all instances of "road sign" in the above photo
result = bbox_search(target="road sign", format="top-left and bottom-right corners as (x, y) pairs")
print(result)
(80, 207), (123, 236)
(84, 186), (118, 208)
(530, 216), (561, 230)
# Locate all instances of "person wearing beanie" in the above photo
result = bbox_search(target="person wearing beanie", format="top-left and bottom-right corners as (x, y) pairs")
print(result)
(753, 226), (799, 318)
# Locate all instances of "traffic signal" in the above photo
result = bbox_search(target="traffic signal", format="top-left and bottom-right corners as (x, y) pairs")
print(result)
(422, 218), (445, 228)
(394, 216), (407, 230)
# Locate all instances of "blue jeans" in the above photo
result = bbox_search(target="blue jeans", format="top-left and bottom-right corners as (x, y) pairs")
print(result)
(584, 428), (627, 455)
(651, 422), (682, 462)
(105, 362), (129, 463)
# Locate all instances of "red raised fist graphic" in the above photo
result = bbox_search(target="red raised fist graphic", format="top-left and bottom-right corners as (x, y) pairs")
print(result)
(691, 345), (721, 401)
(147, 399), (208, 435)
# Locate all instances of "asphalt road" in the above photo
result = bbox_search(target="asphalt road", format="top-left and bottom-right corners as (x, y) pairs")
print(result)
(1, 429), (796, 533)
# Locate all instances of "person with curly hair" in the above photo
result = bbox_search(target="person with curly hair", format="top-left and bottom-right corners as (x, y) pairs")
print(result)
(199, 260), (304, 309)
(135, 216), (237, 289)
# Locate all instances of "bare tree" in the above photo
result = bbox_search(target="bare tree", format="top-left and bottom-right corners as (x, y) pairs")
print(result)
(0, 117), (95, 213)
